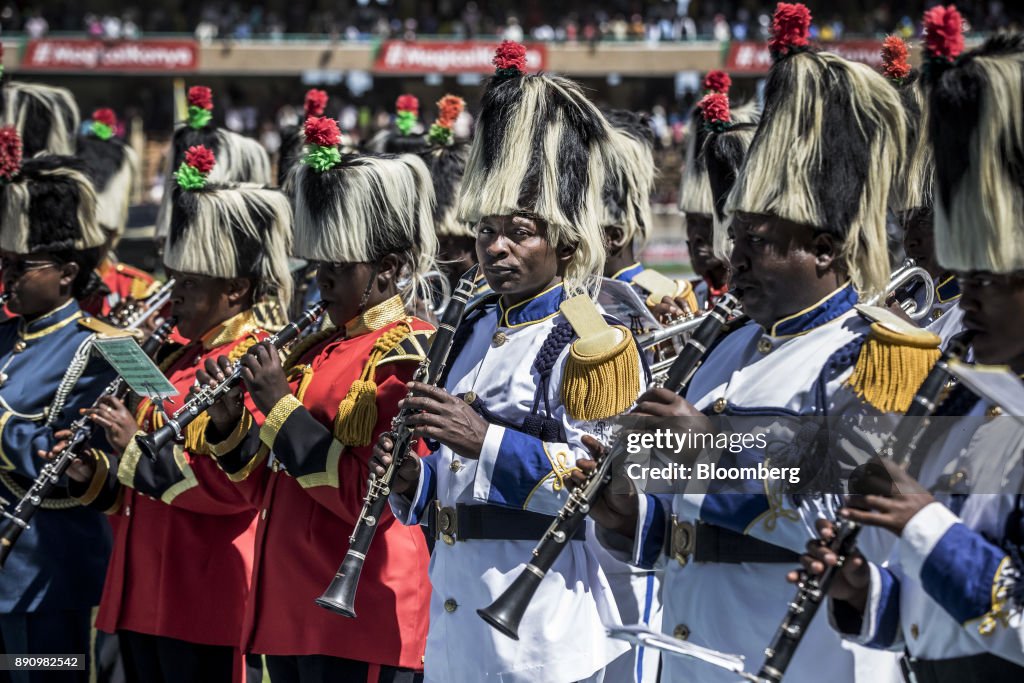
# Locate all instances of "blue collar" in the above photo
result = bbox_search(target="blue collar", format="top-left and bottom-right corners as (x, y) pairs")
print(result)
(611, 263), (645, 283)
(498, 283), (565, 327)
(769, 284), (857, 337)
(20, 299), (82, 339)
(935, 275), (961, 303)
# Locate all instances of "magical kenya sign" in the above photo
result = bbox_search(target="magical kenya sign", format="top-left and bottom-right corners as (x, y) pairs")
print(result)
(374, 40), (547, 74)
(21, 39), (198, 72)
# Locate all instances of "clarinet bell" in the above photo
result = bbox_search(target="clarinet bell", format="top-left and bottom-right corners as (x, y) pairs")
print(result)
(315, 550), (363, 618)
(477, 568), (545, 640)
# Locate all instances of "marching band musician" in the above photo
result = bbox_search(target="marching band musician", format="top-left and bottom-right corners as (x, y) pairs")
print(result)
(880, 36), (964, 345)
(798, 25), (1024, 680)
(61, 145), (292, 683)
(370, 41), (645, 683)
(197, 117), (435, 683)
(583, 5), (936, 682)
(76, 107), (159, 319)
(593, 107), (663, 683)
(0, 128), (117, 682)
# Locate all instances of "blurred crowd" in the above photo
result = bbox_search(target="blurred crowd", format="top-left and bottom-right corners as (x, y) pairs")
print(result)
(2, 1), (1021, 42)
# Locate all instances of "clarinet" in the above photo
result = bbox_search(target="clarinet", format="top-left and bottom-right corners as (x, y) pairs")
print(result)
(133, 301), (328, 461)
(0, 317), (178, 568)
(755, 330), (973, 682)
(316, 265), (480, 618)
(478, 293), (743, 639)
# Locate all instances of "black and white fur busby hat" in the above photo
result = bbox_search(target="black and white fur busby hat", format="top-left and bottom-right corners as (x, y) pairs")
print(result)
(678, 71), (759, 221)
(77, 109), (139, 243)
(879, 36), (935, 217)
(364, 94), (428, 155)
(0, 127), (103, 254)
(929, 31), (1024, 273)
(696, 94), (760, 257)
(293, 116), (438, 304)
(457, 41), (610, 294)
(155, 86), (271, 239)
(0, 80), (80, 157)
(726, 3), (905, 297)
(164, 144), (293, 310)
(600, 109), (656, 247)
(416, 94), (472, 239)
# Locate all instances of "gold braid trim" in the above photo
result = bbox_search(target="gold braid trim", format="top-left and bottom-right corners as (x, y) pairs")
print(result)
(259, 395), (303, 449)
(333, 322), (413, 447)
(845, 323), (942, 413)
(0, 470), (79, 510)
(184, 335), (261, 455)
(75, 450), (111, 507)
(562, 325), (641, 421)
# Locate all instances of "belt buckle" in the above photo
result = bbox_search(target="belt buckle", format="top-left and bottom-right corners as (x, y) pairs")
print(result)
(436, 503), (458, 545)
(670, 516), (695, 567)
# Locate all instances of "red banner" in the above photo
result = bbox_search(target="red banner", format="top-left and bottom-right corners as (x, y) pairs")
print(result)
(374, 40), (547, 74)
(20, 39), (198, 72)
(726, 40), (885, 74)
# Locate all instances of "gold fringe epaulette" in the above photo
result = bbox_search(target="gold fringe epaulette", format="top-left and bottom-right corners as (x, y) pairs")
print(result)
(562, 325), (641, 421)
(846, 321), (941, 413)
(333, 322), (414, 447)
(184, 334), (262, 454)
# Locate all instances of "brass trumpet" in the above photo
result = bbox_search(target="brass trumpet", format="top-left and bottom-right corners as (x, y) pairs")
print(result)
(866, 258), (935, 321)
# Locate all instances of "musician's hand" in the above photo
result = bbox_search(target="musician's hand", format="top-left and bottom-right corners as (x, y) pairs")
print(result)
(567, 435), (639, 537)
(237, 341), (293, 416)
(400, 381), (488, 460)
(37, 429), (97, 483)
(840, 458), (934, 536)
(83, 395), (138, 454)
(651, 295), (693, 324)
(369, 432), (421, 496)
(197, 356), (244, 433)
(788, 518), (870, 613)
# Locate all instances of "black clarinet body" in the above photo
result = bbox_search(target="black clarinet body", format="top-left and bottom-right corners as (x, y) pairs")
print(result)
(756, 330), (974, 682)
(477, 293), (744, 639)
(316, 265), (480, 618)
(0, 317), (177, 568)
(133, 301), (328, 461)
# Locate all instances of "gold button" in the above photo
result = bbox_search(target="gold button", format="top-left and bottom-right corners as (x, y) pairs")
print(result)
(492, 331), (507, 347)
(450, 460), (463, 473)
(464, 391), (477, 404)
(444, 598), (458, 613)
(673, 624), (690, 640)
(986, 406), (1003, 418)
(712, 398), (727, 414)
(13, 340), (26, 353)
(910, 623), (919, 639)
(441, 534), (455, 546)
(931, 310), (942, 321)
(757, 338), (772, 354)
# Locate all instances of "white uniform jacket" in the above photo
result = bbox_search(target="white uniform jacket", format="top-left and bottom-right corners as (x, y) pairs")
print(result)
(833, 368), (1024, 667)
(625, 284), (902, 683)
(390, 283), (638, 683)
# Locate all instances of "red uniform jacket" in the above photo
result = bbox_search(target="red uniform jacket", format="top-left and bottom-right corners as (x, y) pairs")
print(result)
(211, 299), (432, 668)
(81, 258), (158, 318)
(75, 311), (267, 652)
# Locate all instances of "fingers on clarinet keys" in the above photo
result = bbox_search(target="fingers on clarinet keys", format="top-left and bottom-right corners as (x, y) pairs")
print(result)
(848, 460), (896, 497)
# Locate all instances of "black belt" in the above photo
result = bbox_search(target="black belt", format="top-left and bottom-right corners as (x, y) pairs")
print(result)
(668, 519), (800, 565)
(904, 653), (1024, 683)
(427, 502), (585, 544)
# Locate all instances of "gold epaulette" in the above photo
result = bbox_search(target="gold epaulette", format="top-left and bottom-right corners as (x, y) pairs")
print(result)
(559, 295), (641, 421)
(846, 305), (942, 413)
(333, 321), (416, 447)
(184, 334), (262, 454)
(78, 315), (138, 339)
(377, 329), (433, 367)
(633, 269), (698, 315)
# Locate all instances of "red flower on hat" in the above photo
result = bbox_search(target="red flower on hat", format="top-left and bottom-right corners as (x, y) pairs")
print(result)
(304, 89), (328, 118)
(436, 95), (465, 128)
(304, 116), (342, 147)
(769, 3), (812, 58)
(923, 5), (965, 62)
(185, 145), (216, 175)
(881, 36), (911, 82)
(0, 127), (23, 182)
(493, 40), (527, 73)
(396, 94), (419, 115)
(703, 70), (732, 94)
(92, 108), (118, 128)
(698, 93), (731, 126)
(188, 86), (214, 110)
